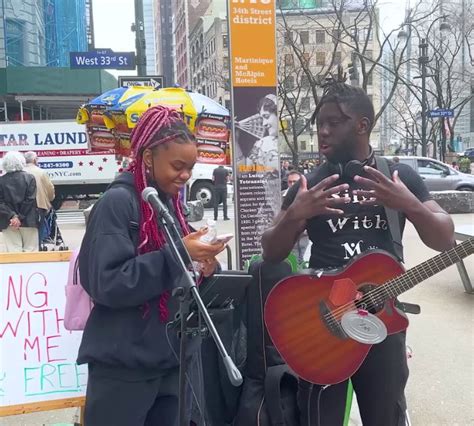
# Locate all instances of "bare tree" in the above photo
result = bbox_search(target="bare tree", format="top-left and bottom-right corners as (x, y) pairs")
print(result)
(386, 0), (473, 160)
(276, 0), (420, 162)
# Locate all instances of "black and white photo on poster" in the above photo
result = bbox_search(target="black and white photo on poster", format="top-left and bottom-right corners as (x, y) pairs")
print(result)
(232, 87), (281, 268)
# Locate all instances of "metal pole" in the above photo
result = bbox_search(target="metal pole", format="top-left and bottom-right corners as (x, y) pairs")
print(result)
(3, 101), (8, 122)
(419, 38), (428, 157)
(20, 100), (24, 121)
(134, 0), (146, 75)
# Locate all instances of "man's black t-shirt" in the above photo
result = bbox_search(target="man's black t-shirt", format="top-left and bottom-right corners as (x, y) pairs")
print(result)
(212, 166), (229, 188)
(282, 160), (432, 269)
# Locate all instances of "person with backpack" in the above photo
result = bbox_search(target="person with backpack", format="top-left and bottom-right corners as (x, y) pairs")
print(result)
(77, 106), (225, 426)
(262, 83), (455, 426)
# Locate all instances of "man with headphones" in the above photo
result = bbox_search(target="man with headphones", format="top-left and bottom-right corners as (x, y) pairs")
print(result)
(262, 83), (455, 426)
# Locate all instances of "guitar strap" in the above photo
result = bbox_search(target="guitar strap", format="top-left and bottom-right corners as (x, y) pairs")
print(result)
(375, 156), (404, 263)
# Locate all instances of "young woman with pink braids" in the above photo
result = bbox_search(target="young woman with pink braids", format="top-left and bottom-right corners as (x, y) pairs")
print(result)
(77, 106), (224, 425)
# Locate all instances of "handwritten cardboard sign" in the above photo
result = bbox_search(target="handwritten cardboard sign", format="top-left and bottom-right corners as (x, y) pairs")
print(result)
(0, 253), (87, 412)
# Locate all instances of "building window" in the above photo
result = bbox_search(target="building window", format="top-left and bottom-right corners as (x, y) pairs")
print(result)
(223, 34), (228, 48)
(301, 97), (310, 111)
(334, 51), (342, 65)
(285, 53), (294, 66)
(285, 30), (294, 45)
(316, 52), (325, 66)
(365, 50), (373, 60)
(300, 30), (309, 44)
(5, 19), (25, 66)
(367, 72), (373, 86)
(332, 28), (341, 42)
(302, 52), (311, 65)
(284, 76), (295, 90)
(300, 140), (307, 150)
(301, 75), (310, 88)
(315, 30), (325, 44)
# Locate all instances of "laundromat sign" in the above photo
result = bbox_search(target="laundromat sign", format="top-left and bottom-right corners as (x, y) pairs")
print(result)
(0, 122), (87, 150)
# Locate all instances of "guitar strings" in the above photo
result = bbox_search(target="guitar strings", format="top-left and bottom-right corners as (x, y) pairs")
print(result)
(322, 241), (473, 328)
(324, 243), (471, 325)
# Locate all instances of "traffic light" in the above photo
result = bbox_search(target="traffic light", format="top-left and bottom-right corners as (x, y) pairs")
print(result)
(347, 51), (359, 85)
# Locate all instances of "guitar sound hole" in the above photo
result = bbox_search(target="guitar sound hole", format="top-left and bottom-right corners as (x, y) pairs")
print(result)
(355, 284), (385, 314)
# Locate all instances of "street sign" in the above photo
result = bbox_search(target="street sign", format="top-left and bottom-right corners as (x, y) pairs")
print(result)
(69, 49), (136, 70)
(118, 75), (165, 89)
(428, 108), (454, 118)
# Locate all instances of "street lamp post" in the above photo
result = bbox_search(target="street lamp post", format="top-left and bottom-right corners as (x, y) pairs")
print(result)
(398, 16), (451, 158)
(419, 38), (429, 157)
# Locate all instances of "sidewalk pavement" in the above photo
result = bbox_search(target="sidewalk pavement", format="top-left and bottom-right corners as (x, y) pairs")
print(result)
(0, 210), (472, 426)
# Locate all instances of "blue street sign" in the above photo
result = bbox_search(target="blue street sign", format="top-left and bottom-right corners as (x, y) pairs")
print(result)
(428, 108), (454, 118)
(70, 49), (136, 70)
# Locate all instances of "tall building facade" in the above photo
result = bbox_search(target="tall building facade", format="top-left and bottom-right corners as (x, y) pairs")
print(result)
(189, 1), (229, 107)
(143, 0), (157, 75)
(0, 0), (88, 68)
(277, 5), (383, 155)
(154, 0), (174, 85)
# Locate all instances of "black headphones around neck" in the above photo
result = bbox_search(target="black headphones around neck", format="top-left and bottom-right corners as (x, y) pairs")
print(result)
(326, 147), (375, 180)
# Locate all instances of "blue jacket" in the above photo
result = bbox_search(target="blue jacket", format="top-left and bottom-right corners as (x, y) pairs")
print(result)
(77, 171), (199, 379)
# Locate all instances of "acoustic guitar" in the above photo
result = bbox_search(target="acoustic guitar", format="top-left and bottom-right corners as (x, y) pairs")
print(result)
(264, 239), (473, 385)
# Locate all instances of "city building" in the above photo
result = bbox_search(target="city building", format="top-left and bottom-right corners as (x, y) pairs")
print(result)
(143, 0), (158, 75)
(0, 0), (88, 68)
(277, 4), (383, 157)
(0, 0), (115, 121)
(154, 0), (174, 85)
(189, 1), (230, 108)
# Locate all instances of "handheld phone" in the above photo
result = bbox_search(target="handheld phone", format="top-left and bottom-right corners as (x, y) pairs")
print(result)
(212, 233), (234, 245)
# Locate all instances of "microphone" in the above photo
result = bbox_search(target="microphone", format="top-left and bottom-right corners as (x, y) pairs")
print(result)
(142, 187), (175, 226)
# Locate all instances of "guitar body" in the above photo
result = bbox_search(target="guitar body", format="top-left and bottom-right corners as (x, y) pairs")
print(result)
(264, 251), (408, 385)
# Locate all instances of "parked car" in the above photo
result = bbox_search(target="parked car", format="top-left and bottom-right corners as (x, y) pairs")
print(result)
(385, 156), (474, 191)
(463, 148), (474, 162)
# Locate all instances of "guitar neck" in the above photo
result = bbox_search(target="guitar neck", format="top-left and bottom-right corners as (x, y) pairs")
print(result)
(382, 239), (473, 299)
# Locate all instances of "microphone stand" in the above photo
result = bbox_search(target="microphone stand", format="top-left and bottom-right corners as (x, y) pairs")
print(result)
(152, 201), (243, 426)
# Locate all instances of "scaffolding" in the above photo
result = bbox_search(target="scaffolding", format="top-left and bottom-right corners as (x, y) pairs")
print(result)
(44, 0), (88, 67)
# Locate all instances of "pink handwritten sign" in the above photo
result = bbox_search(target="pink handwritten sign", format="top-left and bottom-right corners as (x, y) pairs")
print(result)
(0, 257), (87, 407)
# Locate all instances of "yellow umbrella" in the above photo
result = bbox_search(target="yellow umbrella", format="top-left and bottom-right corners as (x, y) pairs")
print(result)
(122, 87), (198, 130)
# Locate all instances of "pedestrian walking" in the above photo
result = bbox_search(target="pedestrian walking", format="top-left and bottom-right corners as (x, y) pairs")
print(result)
(212, 165), (230, 220)
(0, 151), (39, 252)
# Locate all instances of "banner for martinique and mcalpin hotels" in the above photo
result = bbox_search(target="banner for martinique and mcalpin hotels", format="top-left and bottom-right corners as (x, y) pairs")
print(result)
(228, 0), (280, 268)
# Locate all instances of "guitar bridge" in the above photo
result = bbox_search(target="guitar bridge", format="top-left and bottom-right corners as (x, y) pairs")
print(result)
(320, 301), (347, 339)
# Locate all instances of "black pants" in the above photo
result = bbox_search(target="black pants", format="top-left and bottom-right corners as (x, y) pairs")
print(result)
(84, 365), (181, 426)
(213, 186), (228, 220)
(298, 331), (409, 426)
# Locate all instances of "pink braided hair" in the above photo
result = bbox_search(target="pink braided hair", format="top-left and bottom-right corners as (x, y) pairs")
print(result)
(127, 106), (193, 321)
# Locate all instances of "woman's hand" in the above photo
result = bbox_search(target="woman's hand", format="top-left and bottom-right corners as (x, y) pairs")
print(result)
(200, 257), (219, 277)
(183, 228), (225, 262)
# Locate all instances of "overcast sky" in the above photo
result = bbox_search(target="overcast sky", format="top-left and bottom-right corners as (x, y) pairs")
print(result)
(92, 0), (406, 77)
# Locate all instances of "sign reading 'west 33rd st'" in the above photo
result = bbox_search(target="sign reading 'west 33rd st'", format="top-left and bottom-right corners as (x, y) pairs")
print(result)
(70, 49), (136, 70)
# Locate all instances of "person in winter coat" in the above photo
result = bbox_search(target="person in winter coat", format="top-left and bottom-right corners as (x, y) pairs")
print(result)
(0, 151), (38, 252)
(78, 106), (225, 426)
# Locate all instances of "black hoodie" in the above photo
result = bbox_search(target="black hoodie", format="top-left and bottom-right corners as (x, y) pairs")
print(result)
(77, 172), (200, 379)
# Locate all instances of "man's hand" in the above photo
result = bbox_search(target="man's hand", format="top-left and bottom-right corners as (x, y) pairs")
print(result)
(353, 166), (420, 212)
(183, 228), (225, 262)
(287, 174), (350, 221)
(9, 216), (20, 230)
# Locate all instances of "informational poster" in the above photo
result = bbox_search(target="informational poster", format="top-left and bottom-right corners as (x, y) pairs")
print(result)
(0, 256), (87, 410)
(228, 0), (280, 268)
